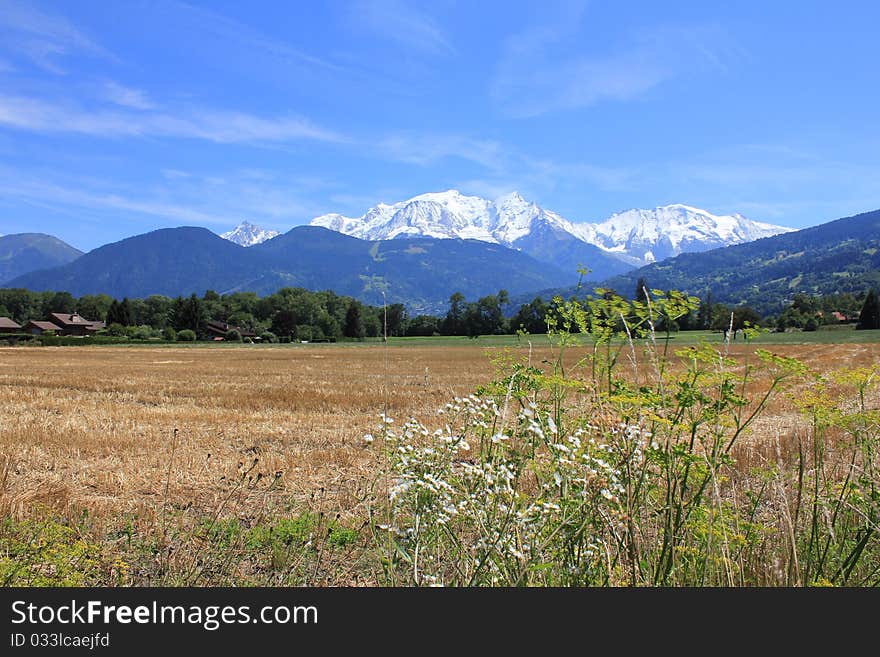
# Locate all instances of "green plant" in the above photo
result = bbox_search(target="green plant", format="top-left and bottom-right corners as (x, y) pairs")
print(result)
(177, 329), (197, 342)
(0, 515), (104, 586)
(365, 286), (879, 586)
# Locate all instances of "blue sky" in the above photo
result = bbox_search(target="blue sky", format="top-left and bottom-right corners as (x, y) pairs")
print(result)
(1, 0), (879, 251)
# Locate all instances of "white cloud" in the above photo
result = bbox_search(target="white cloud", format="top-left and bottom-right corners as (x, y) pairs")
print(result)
(164, 0), (343, 73)
(0, 93), (345, 144)
(492, 15), (739, 117)
(379, 133), (504, 170)
(0, 0), (111, 72)
(350, 0), (454, 56)
(0, 165), (327, 232)
(101, 82), (155, 110)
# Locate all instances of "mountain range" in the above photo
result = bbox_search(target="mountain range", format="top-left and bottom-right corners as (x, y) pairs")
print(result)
(603, 208), (880, 315)
(0, 233), (83, 285)
(308, 190), (791, 278)
(4, 194), (876, 318)
(7, 226), (576, 313)
(220, 221), (279, 247)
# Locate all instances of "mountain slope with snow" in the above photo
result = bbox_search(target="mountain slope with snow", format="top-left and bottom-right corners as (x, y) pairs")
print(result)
(220, 221), (279, 247)
(309, 190), (794, 278)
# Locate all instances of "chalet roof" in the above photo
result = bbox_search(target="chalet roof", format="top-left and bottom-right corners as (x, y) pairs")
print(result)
(49, 313), (102, 327)
(0, 317), (21, 329)
(25, 320), (62, 331)
(205, 319), (256, 337)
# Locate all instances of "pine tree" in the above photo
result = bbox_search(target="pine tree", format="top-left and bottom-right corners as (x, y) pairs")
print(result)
(119, 297), (134, 326)
(106, 299), (121, 325)
(343, 302), (365, 339)
(857, 289), (880, 330)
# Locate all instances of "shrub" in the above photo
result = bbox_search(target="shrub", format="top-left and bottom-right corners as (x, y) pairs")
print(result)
(365, 288), (880, 586)
(162, 327), (177, 342)
(107, 322), (126, 337)
(225, 329), (242, 342)
(132, 325), (156, 340)
(177, 329), (197, 342)
(259, 331), (278, 343)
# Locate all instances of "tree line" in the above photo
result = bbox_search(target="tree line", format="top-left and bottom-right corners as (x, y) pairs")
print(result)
(1, 280), (878, 341)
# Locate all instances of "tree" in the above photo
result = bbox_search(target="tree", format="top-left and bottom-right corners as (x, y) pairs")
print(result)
(697, 291), (713, 330)
(634, 277), (650, 304)
(442, 292), (467, 335)
(512, 297), (549, 334)
(119, 298), (134, 326)
(77, 294), (114, 323)
(857, 289), (880, 330)
(344, 302), (366, 339)
(271, 310), (298, 337)
(732, 306), (763, 331)
(462, 290), (509, 337)
(385, 304), (407, 337)
(173, 294), (206, 335)
(107, 298), (134, 326)
(405, 315), (440, 336)
(177, 329), (197, 342)
(44, 291), (76, 315)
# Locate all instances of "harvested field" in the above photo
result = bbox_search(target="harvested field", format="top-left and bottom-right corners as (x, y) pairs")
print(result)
(1, 341), (878, 585)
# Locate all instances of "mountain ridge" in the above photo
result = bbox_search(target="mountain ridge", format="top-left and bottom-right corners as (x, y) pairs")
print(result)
(6, 225), (577, 313)
(0, 233), (84, 285)
(309, 190), (793, 276)
(601, 208), (880, 315)
(220, 221), (279, 247)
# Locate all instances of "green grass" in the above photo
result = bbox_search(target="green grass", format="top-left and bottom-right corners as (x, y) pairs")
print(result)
(9, 325), (880, 349)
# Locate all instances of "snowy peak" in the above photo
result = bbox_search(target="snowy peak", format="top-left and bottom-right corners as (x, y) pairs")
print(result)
(583, 204), (795, 263)
(308, 191), (794, 267)
(220, 221), (279, 247)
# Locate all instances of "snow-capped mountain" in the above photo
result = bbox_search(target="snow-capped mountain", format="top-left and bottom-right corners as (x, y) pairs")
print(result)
(310, 191), (793, 271)
(220, 221), (279, 247)
(312, 191), (574, 244)
(571, 204), (793, 265)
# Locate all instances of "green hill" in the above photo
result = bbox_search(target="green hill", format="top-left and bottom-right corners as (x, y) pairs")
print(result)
(6, 225), (578, 313)
(0, 233), (83, 284)
(601, 209), (880, 315)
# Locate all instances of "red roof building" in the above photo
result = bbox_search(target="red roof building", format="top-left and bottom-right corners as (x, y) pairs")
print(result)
(48, 313), (104, 336)
(0, 317), (22, 333)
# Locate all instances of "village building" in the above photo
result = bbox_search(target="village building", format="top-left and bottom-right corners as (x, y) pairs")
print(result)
(48, 313), (105, 336)
(0, 317), (22, 333)
(204, 320), (257, 340)
(23, 320), (63, 335)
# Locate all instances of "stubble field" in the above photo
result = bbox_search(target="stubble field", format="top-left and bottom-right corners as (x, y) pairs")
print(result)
(1, 340), (878, 585)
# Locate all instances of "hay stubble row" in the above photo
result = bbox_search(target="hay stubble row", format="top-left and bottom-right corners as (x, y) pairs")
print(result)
(2, 342), (877, 526)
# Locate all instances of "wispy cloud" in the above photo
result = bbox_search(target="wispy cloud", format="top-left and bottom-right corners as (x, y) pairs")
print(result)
(0, 165), (331, 237)
(101, 82), (155, 110)
(350, 0), (454, 56)
(379, 133), (504, 170)
(377, 130), (635, 203)
(162, 0), (343, 73)
(0, 93), (344, 144)
(492, 12), (740, 117)
(0, 0), (111, 72)
(0, 175), (235, 227)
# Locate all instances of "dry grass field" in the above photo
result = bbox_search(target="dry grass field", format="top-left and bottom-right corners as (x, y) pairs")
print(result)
(1, 340), (878, 585)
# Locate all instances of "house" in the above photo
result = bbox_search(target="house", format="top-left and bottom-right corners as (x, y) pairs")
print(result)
(48, 313), (104, 336)
(24, 320), (62, 335)
(204, 320), (257, 340)
(0, 317), (22, 333)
